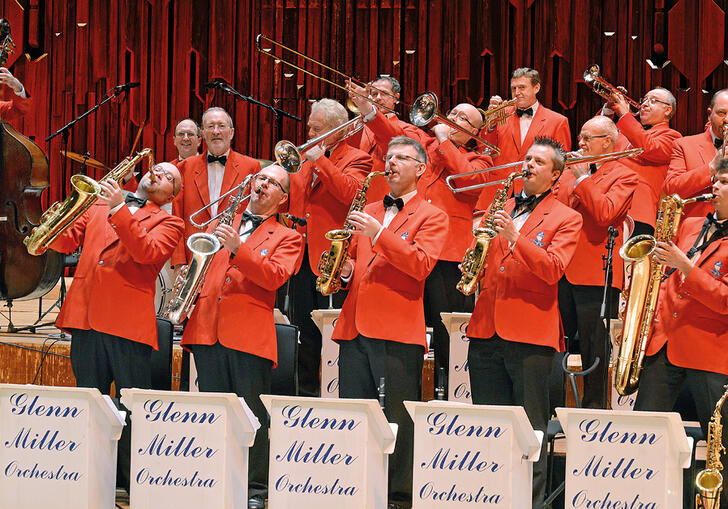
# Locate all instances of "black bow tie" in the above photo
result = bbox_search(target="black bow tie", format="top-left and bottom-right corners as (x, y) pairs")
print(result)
(642, 124), (652, 131)
(383, 194), (404, 211)
(514, 193), (537, 209)
(124, 194), (147, 207)
(589, 163), (598, 175)
(715, 137), (724, 149)
(242, 210), (264, 227)
(207, 153), (227, 165)
(516, 107), (534, 118)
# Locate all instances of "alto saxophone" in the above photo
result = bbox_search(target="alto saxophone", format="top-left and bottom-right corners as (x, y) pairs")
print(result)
(457, 171), (524, 295)
(316, 170), (389, 296)
(24, 148), (155, 256)
(616, 192), (714, 395)
(165, 176), (252, 324)
(696, 385), (728, 509)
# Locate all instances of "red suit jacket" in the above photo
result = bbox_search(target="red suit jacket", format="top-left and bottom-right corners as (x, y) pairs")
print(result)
(615, 115), (682, 226)
(50, 202), (184, 349)
(171, 151), (261, 266)
(646, 217), (728, 375)
(663, 128), (715, 219)
(365, 110), (493, 261)
(287, 142), (373, 274)
(181, 214), (303, 365)
(476, 104), (571, 212)
(467, 193), (582, 350)
(332, 194), (448, 347)
(0, 92), (32, 120)
(555, 160), (638, 288)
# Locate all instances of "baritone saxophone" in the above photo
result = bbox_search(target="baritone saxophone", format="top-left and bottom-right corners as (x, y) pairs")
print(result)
(696, 385), (728, 509)
(316, 170), (389, 296)
(616, 192), (714, 396)
(23, 149), (155, 255)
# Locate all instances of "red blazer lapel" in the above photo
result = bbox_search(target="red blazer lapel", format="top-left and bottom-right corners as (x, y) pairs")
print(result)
(387, 194), (422, 235)
(697, 129), (716, 166)
(507, 113), (521, 153)
(220, 156), (242, 202)
(696, 238), (725, 268)
(522, 105), (546, 150)
(194, 164), (211, 222)
(518, 192), (553, 238)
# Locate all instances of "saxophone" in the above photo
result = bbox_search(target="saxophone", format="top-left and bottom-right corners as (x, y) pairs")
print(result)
(165, 175), (252, 324)
(457, 171), (524, 295)
(24, 148), (155, 256)
(316, 170), (389, 296)
(696, 385), (728, 509)
(616, 192), (714, 395)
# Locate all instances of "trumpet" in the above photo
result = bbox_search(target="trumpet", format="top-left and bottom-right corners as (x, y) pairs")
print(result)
(410, 92), (501, 157)
(256, 34), (398, 115)
(583, 64), (641, 110)
(274, 115), (363, 174)
(445, 148), (645, 194)
(479, 98), (518, 130)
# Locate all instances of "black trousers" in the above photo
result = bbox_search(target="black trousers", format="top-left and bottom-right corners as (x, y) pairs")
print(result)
(189, 342), (273, 498)
(338, 335), (424, 507)
(467, 334), (555, 508)
(423, 260), (474, 395)
(291, 246), (348, 397)
(558, 279), (618, 408)
(69, 328), (152, 492)
(635, 346), (728, 505)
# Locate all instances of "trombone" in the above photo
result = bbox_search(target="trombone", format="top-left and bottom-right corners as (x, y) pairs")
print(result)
(256, 34), (398, 115)
(410, 92), (501, 157)
(189, 172), (258, 229)
(583, 65), (641, 110)
(187, 117), (362, 228)
(274, 115), (363, 173)
(446, 148), (645, 194)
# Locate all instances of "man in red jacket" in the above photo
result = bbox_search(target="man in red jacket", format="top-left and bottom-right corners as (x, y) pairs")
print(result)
(333, 136), (448, 509)
(50, 162), (183, 390)
(0, 66), (32, 119)
(49, 162), (183, 492)
(170, 117), (202, 165)
(609, 87), (682, 236)
(182, 164), (303, 509)
(287, 98), (373, 396)
(555, 116), (638, 408)
(475, 67), (571, 212)
(172, 107), (261, 270)
(348, 75), (407, 203)
(467, 137), (582, 508)
(347, 81), (491, 396)
(664, 88), (728, 219)
(635, 160), (728, 506)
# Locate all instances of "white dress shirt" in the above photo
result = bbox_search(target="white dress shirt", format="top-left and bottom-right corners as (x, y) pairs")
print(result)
(207, 149), (230, 217)
(519, 101), (539, 144)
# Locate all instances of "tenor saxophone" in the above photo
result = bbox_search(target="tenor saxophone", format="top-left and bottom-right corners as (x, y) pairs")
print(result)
(457, 171), (524, 295)
(165, 176), (252, 325)
(316, 170), (388, 296)
(616, 192), (714, 396)
(24, 148), (155, 256)
(696, 385), (728, 509)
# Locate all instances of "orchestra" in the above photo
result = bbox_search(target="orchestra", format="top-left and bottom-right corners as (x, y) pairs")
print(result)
(3, 27), (728, 509)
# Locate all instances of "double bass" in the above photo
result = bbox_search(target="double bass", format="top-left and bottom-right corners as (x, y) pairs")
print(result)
(0, 19), (63, 303)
